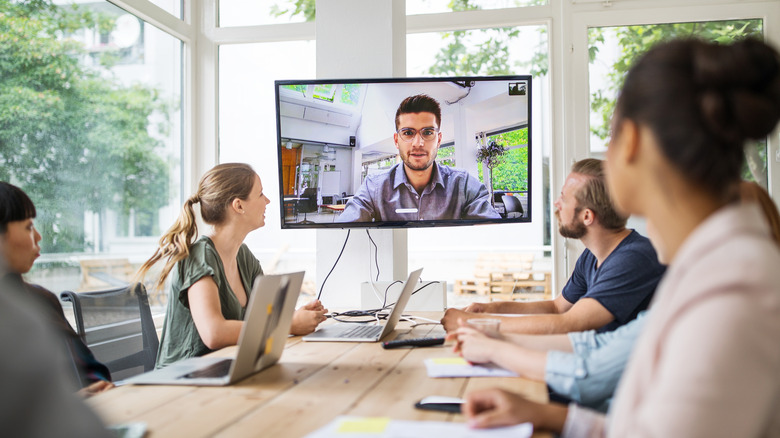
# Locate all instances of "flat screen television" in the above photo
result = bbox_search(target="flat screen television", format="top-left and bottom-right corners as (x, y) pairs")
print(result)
(275, 76), (532, 229)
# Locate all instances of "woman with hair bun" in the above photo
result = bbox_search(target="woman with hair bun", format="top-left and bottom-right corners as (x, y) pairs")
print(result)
(461, 38), (780, 437)
(137, 163), (327, 369)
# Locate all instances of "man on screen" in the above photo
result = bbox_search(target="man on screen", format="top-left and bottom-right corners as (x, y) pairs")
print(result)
(337, 94), (500, 223)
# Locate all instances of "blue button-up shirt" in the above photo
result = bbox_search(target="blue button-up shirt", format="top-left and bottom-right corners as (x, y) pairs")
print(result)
(545, 311), (648, 413)
(337, 162), (499, 223)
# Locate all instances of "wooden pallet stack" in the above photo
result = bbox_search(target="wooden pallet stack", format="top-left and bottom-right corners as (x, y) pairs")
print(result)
(453, 253), (552, 301)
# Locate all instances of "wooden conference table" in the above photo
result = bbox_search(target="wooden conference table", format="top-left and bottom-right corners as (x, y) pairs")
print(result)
(88, 313), (551, 437)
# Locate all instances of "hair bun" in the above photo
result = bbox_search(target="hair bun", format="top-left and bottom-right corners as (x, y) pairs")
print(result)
(696, 39), (780, 142)
(732, 89), (780, 139)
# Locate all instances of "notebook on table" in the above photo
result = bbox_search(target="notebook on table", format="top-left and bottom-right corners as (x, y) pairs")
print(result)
(302, 268), (423, 342)
(125, 271), (304, 386)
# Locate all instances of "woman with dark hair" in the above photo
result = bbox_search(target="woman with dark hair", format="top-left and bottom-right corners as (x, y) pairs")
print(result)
(136, 163), (327, 369)
(461, 38), (780, 436)
(0, 181), (113, 396)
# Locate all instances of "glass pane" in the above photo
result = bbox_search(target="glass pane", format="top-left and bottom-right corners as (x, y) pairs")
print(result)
(313, 84), (336, 102)
(219, 0), (314, 27)
(407, 26), (547, 77)
(407, 0), (547, 15)
(407, 24), (553, 254)
(1, 1), (182, 294)
(340, 84), (362, 106)
(477, 129), (529, 192)
(147, 0), (182, 19)
(439, 145), (456, 167)
(588, 19), (766, 186)
(218, 40), (315, 236)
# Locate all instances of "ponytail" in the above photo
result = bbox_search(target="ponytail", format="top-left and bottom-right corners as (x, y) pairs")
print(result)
(135, 195), (200, 290)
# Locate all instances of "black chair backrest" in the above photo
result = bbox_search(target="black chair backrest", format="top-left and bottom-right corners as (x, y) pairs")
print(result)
(300, 187), (318, 212)
(502, 194), (524, 218)
(60, 283), (159, 381)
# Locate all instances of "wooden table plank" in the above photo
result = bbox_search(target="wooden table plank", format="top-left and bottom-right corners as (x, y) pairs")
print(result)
(88, 314), (552, 437)
(215, 335), (417, 437)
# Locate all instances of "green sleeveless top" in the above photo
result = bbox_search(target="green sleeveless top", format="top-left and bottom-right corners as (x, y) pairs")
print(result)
(155, 236), (263, 369)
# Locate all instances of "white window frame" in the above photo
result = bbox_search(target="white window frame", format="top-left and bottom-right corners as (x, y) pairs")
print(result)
(558, 0), (780, 287)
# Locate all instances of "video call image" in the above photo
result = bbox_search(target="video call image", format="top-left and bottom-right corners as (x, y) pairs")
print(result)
(276, 77), (532, 228)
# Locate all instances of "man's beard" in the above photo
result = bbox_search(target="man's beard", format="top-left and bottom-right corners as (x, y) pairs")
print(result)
(401, 149), (436, 171)
(557, 212), (587, 239)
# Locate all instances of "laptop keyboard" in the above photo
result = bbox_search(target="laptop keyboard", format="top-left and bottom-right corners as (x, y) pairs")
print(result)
(341, 324), (383, 339)
(183, 359), (233, 379)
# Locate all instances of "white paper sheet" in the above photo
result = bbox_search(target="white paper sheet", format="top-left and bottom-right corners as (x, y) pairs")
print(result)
(424, 357), (518, 378)
(304, 416), (533, 438)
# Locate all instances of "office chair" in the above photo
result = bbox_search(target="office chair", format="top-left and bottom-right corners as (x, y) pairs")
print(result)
(502, 194), (524, 218)
(297, 187), (318, 224)
(492, 191), (506, 216)
(60, 282), (159, 381)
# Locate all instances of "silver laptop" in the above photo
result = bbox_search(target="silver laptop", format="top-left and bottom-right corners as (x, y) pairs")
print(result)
(125, 271), (304, 386)
(303, 268), (423, 342)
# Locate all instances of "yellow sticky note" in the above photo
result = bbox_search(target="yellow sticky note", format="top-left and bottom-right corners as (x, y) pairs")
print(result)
(264, 337), (273, 355)
(432, 357), (469, 366)
(336, 417), (390, 434)
(267, 304), (273, 315)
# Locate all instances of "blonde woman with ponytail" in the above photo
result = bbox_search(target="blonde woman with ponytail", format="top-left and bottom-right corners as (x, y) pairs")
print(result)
(137, 163), (327, 369)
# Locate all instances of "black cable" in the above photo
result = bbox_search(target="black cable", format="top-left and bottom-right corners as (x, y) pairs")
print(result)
(329, 280), (442, 323)
(317, 229), (351, 301)
(382, 280), (403, 308)
(365, 229), (380, 281)
(383, 281), (441, 308)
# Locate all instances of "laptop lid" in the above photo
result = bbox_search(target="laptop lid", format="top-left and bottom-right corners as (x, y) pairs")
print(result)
(302, 268), (422, 342)
(126, 272), (303, 386)
(229, 271), (303, 382)
(375, 268), (423, 340)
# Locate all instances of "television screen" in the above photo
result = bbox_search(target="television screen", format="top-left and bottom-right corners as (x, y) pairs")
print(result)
(275, 76), (532, 229)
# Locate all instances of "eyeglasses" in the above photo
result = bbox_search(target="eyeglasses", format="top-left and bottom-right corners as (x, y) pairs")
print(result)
(396, 127), (439, 142)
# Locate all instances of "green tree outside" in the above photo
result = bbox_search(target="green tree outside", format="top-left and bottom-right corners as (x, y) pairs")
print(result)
(477, 128), (529, 192)
(0, 0), (172, 252)
(589, 20), (765, 184)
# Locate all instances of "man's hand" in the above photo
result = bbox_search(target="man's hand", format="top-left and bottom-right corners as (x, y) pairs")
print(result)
(463, 388), (569, 432)
(463, 302), (493, 313)
(447, 322), (502, 364)
(290, 300), (328, 336)
(441, 308), (474, 332)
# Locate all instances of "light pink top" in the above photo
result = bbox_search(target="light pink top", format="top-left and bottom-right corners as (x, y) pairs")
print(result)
(563, 204), (780, 437)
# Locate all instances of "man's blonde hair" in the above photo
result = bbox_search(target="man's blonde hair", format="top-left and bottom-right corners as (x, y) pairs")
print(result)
(571, 158), (627, 230)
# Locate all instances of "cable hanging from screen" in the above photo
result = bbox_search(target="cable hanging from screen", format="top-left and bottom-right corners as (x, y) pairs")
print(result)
(366, 230), (380, 281)
(317, 229), (351, 301)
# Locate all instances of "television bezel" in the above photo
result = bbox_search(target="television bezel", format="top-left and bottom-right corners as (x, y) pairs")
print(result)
(274, 75), (533, 230)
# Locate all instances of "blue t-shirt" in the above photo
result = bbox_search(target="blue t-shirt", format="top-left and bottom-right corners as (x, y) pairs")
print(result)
(562, 230), (664, 332)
